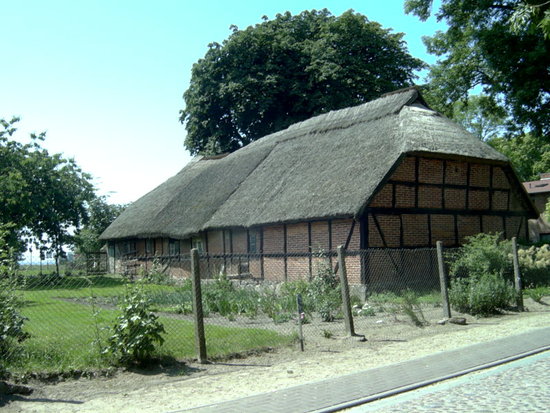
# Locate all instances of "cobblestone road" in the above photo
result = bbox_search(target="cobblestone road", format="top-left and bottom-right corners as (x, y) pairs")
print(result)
(353, 351), (550, 412)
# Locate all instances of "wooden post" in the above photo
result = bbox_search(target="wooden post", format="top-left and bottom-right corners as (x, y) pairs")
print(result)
(337, 246), (356, 336)
(191, 248), (207, 363)
(436, 241), (452, 319)
(296, 294), (304, 352)
(511, 237), (524, 312)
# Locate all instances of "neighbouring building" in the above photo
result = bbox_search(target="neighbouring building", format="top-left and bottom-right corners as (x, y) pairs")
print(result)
(100, 87), (537, 285)
(523, 173), (550, 242)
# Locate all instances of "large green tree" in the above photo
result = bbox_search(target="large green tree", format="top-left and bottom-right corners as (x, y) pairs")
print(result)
(406, 0), (550, 137)
(181, 9), (425, 155)
(0, 117), (95, 271)
(488, 133), (550, 181)
(449, 94), (507, 141)
(73, 197), (126, 253)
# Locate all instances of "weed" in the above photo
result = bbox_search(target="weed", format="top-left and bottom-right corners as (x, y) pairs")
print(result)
(525, 286), (548, 304)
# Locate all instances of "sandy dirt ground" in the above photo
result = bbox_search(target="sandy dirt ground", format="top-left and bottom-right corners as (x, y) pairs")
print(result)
(2, 300), (549, 413)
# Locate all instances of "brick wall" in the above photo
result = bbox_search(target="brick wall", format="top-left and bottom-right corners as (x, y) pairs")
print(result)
(232, 229), (247, 253)
(263, 225), (284, 254)
(286, 223), (309, 253)
(310, 221), (330, 251)
(207, 230), (223, 254)
(332, 219), (359, 249)
(366, 155), (531, 248)
(419, 157), (443, 184)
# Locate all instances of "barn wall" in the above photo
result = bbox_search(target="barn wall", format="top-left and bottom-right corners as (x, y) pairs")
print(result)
(366, 155), (531, 248)
(106, 156), (531, 287)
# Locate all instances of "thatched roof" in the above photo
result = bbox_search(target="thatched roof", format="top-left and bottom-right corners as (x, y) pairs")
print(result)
(100, 88), (521, 241)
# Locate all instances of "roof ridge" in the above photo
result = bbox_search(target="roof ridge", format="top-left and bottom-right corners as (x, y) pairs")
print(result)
(263, 88), (420, 146)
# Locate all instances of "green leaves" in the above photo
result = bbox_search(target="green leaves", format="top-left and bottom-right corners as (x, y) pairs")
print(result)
(0, 117), (95, 262)
(73, 198), (126, 254)
(181, 9), (425, 155)
(407, 0), (550, 138)
(107, 286), (166, 364)
(488, 133), (550, 181)
(0, 278), (30, 371)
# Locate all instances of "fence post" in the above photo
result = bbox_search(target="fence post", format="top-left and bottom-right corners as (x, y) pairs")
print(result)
(511, 237), (524, 312)
(191, 248), (207, 363)
(296, 294), (305, 352)
(337, 246), (356, 337)
(436, 241), (452, 319)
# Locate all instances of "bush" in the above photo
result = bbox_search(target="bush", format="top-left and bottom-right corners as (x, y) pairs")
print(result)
(449, 273), (517, 316)
(448, 233), (517, 316)
(0, 280), (30, 372)
(306, 259), (341, 322)
(107, 286), (166, 364)
(448, 233), (512, 279)
(517, 245), (550, 287)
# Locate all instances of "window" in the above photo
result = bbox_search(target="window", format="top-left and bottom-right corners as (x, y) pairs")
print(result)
(248, 232), (257, 253)
(169, 239), (181, 255)
(224, 230), (232, 253)
(146, 239), (153, 255)
(192, 237), (204, 252)
(122, 241), (136, 256)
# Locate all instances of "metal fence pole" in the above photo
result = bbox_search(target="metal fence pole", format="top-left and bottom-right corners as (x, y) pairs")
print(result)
(436, 241), (452, 319)
(191, 248), (207, 363)
(337, 245), (356, 337)
(511, 237), (524, 312)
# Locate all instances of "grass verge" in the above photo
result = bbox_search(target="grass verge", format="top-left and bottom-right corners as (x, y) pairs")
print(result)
(6, 276), (293, 376)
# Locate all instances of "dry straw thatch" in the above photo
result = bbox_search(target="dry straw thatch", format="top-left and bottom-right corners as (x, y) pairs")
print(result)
(101, 88), (509, 241)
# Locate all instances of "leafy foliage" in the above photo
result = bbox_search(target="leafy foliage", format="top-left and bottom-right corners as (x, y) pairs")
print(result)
(0, 117), (95, 268)
(448, 233), (512, 280)
(0, 279), (30, 375)
(509, 1), (550, 39)
(181, 9), (425, 155)
(448, 233), (517, 316)
(107, 286), (166, 364)
(406, 0), (550, 137)
(73, 197), (126, 254)
(449, 95), (507, 141)
(488, 133), (550, 181)
(306, 259), (341, 322)
(449, 272), (517, 316)
(517, 244), (550, 287)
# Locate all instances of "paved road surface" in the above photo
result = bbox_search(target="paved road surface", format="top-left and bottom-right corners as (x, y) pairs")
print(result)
(351, 350), (550, 412)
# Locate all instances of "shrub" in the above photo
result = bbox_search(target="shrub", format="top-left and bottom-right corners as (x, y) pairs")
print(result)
(448, 233), (512, 279)
(517, 245), (550, 287)
(0, 279), (30, 373)
(307, 259), (341, 322)
(449, 273), (517, 316)
(448, 233), (518, 316)
(107, 286), (166, 364)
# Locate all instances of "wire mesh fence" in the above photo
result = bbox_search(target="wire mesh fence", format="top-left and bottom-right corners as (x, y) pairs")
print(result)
(2, 246), (469, 377)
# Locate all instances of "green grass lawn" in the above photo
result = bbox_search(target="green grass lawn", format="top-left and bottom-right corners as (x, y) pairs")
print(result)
(6, 276), (292, 375)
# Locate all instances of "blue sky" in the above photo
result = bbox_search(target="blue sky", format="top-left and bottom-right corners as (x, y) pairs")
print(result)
(1, 0), (445, 205)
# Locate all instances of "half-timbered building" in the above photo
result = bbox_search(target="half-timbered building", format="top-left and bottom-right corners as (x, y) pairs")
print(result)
(100, 87), (537, 284)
